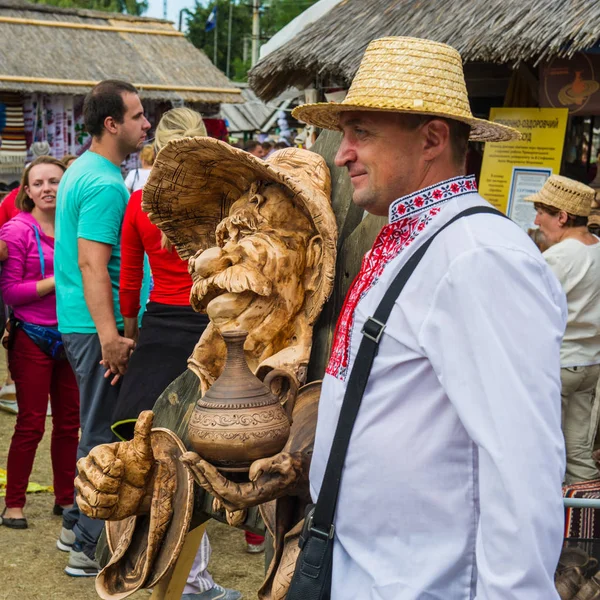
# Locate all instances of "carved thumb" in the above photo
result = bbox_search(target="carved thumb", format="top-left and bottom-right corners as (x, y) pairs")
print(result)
(131, 410), (154, 462)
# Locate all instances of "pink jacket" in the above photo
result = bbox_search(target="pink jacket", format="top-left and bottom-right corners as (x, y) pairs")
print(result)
(0, 212), (57, 326)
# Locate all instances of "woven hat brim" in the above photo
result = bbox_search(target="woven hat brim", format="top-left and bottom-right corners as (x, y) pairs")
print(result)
(524, 191), (592, 217)
(292, 103), (520, 142)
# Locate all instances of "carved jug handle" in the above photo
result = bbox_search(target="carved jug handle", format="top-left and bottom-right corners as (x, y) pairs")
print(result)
(263, 369), (298, 424)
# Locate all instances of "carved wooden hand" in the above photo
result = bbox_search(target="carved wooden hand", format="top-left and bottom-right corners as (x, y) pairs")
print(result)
(75, 411), (155, 520)
(180, 450), (309, 513)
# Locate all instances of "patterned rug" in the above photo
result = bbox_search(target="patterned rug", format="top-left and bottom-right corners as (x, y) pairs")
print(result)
(0, 92), (26, 174)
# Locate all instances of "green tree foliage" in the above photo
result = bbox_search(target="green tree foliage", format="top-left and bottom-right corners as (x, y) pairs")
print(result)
(30, 0), (148, 16)
(186, 0), (320, 82)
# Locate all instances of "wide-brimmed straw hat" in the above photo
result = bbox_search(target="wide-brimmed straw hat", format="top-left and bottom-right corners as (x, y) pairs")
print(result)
(292, 37), (520, 143)
(143, 137), (337, 324)
(524, 174), (594, 217)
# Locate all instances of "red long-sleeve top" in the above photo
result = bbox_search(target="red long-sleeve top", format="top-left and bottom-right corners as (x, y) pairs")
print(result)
(119, 190), (192, 318)
(0, 188), (21, 226)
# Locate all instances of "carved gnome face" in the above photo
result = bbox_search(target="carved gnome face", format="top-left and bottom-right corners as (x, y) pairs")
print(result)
(189, 181), (321, 359)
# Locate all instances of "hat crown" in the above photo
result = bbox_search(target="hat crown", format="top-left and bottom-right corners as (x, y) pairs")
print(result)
(265, 147), (332, 200)
(532, 174), (595, 217)
(345, 36), (473, 120)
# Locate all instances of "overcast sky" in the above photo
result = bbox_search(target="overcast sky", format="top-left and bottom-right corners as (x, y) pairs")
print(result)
(146, 0), (204, 29)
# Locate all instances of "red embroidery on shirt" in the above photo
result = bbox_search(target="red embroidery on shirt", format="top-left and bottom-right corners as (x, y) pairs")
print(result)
(326, 176), (477, 381)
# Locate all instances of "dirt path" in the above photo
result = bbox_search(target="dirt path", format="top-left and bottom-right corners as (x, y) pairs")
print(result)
(0, 409), (265, 600)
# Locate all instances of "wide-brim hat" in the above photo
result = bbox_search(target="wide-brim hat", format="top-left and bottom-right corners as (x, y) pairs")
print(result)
(524, 174), (595, 217)
(143, 138), (337, 324)
(96, 427), (194, 599)
(292, 37), (520, 143)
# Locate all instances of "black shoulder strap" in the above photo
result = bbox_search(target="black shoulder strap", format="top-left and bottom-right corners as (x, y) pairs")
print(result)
(310, 205), (506, 537)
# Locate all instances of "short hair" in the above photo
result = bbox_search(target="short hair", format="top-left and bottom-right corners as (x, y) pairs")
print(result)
(83, 79), (138, 138)
(61, 154), (78, 167)
(139, 144), (155, 166)
(16, 156), (66, 212)
(154, 107), (206, 152)
(533, 201), (588, 227)
(398, 114), (470, 168)
(261, 141), (273, 151)
(245, 140), (260, 152)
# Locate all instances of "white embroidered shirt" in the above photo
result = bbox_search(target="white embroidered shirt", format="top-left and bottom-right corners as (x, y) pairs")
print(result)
(310, 176), (567, 600)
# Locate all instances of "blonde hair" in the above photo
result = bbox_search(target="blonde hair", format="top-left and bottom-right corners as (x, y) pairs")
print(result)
(154, 107), (207, 250)
(139, 144), (155, 167)
(61, 154), (78, 167)
(17, 156), (66, 212)
(154, 107), (207, 152)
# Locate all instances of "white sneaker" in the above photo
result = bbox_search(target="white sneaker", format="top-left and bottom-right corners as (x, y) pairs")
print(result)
(0, 383), (16, 399)
(56, 526), (76, 552)
(64, 544), (100, 577)
(0, 399), (17, 414)
(245, 541), (265, 554)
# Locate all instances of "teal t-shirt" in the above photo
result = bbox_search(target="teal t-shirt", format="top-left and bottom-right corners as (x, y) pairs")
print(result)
(55, 151), (129, 334)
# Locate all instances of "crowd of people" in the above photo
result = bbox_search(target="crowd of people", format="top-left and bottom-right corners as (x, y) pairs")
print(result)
(1, 34), (600, 600)
(0, 80), (244, 600)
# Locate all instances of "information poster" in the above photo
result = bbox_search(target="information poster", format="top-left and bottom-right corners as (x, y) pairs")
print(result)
(507, 167), (552, 230)
(478, 107), (568, 225)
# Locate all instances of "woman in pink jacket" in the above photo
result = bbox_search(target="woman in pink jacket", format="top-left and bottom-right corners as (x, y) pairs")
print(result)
(0, 156), (79, 529)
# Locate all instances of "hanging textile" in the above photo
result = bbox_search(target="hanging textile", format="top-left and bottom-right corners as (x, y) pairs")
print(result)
(0, 93), (26, 173)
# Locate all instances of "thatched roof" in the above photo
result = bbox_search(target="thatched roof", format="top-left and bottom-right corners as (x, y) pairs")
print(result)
(249, 0), (600, 101)
(0, 0), (242, 104)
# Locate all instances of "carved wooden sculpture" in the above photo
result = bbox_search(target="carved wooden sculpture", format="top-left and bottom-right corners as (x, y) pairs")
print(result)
(74, 138), (338, 599)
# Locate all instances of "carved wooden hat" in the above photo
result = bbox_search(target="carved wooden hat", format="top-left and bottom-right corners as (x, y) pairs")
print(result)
(95, 428), (194, 599)
(143, 137), (337, 324)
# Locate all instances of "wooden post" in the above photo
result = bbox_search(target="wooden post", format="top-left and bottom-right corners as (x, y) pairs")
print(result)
(150, 523), (208, 600)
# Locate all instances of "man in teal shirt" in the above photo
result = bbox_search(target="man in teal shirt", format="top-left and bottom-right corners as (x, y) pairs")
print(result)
(54, 79), (150, 577)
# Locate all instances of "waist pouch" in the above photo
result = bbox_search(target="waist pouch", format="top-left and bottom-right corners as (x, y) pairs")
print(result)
(19, 321), (65, 360)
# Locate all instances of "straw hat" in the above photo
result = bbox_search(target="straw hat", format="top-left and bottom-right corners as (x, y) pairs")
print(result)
(292, 37), (520, 142)
(524, 174), (594, 217)
(143, 137), (337, 323)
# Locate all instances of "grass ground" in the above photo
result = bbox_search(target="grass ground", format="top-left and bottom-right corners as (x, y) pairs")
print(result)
(0, 407), (265, 600)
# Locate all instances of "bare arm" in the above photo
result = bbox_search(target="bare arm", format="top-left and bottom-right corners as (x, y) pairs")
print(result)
(78, 238), (134, 382)
(36, 276), (55, 297)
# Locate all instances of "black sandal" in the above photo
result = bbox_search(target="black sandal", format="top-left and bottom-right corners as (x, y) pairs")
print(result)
(1, 507), (28, 529)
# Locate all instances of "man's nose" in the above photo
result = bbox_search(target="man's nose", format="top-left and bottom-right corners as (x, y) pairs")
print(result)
(143, 117), (151, 131)
(334, 136), (356, 168)
(193, 246), (236, 278)
(534, 213), (540, 226)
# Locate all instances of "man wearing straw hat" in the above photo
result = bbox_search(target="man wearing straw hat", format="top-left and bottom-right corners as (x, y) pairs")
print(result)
(291, 37), (567, 598)
(526, 175), (600, 486)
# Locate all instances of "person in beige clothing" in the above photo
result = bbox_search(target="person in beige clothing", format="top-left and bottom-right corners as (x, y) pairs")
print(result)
(528, 175), (600, 484)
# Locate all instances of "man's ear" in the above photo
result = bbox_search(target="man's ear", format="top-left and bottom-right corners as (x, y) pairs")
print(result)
(304, 235), (323, 292)
(422, 119), (451, 162)
(103, 116), (119, 135)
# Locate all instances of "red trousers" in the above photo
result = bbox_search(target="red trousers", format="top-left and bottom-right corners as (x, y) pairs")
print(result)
(5, 329), (79, 508)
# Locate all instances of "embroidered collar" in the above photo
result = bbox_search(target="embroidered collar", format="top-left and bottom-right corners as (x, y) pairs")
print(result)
(389, 175), (477, 224)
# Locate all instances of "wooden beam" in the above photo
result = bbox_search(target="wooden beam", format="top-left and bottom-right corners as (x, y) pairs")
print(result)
(0, 75), (242, 95)
(150, 523), (208, 600)
(0, 15), (184, 36)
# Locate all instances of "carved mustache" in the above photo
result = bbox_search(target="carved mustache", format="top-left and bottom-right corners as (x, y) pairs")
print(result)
(192, 264), (273, 309)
